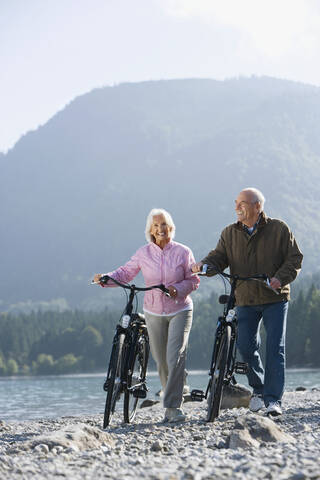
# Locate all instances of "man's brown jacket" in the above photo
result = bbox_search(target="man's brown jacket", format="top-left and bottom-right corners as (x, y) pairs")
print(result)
(201, 212), (303, 306)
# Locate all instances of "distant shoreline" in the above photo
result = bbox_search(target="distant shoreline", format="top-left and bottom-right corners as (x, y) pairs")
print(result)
(1, 366), (320, 380)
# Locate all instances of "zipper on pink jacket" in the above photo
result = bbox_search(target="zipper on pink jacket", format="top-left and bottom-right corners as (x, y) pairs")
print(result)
(160, 250), (165, 314)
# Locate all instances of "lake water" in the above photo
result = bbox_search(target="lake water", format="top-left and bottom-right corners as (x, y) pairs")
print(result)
(1, 369), (320, 422)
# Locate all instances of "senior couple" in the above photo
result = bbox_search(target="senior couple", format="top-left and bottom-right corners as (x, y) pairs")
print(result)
(94, 188), (303, 422)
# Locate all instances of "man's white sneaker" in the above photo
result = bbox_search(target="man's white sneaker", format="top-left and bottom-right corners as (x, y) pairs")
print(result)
(249, 394), (264, 412)
(266, 401), (282, 417)
(163, 408), (186, 423)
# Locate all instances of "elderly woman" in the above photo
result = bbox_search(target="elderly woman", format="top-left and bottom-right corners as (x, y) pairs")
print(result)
(94, 208), (199, 423)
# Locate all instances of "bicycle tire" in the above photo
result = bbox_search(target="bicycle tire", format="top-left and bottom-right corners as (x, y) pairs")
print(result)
(123, 333), (149, 423)
(207, 324), (231, 422)
(103, 333), (125, 428)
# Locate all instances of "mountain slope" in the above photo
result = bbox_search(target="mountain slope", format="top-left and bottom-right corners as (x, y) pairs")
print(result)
(1, 77), (319, 310)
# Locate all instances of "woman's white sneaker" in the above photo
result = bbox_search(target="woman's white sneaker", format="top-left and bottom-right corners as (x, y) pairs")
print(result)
(249, 394), (264, 412)
(163, 408), (186, 423)
(266, 401), (282, 416)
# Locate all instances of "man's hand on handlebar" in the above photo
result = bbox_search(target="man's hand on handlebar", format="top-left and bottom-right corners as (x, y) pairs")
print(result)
(191, 262), (204, 274)
(269, 277), (281, 290)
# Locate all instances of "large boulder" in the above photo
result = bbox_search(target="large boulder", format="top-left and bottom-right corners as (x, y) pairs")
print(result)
(221, 383), (251, 409)
(14, 424), (115, 453)
(228, 414), (294, 449)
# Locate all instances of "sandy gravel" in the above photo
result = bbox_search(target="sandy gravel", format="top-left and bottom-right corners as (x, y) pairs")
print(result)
(1, 389), (320, 479)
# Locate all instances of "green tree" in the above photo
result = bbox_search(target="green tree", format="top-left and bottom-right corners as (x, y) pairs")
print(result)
(188, 292), (220, 368)
(35, 354), (55, 375)
(20, 364), (30, 375)
(286, 289), (307, 366)
(78, 325), (103, 369)
(79, 325), (103, 350)
(305, 287), (320, 366)
(0, 353), (7, 376)
(6, 358), (18, 375)
(55, 353), (79, 374)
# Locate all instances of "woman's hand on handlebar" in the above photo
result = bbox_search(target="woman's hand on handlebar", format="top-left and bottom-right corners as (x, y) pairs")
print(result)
(167, 285), (178, 298)
(93, 273), (106, 284)
(93, 274), (102, 283)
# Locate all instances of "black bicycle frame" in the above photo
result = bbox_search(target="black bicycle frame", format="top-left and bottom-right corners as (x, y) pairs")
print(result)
(101, 275), (168, 393)
(124, 314), (149, 393)
(205, 270), (268, 399)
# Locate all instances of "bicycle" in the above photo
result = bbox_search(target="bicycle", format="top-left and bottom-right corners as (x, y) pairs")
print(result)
(191, 264), (273, 422)
(93, 275), (169, 428)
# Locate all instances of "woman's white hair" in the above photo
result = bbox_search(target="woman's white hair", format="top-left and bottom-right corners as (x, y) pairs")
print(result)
(145, 208), (176, 243)
(243, 188), (265, 212)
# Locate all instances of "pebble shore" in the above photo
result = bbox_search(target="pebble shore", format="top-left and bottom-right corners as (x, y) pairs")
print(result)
(1, 389), (320, 480)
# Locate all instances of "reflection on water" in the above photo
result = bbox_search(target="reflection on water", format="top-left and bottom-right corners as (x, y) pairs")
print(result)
(0, 369), (319, 421)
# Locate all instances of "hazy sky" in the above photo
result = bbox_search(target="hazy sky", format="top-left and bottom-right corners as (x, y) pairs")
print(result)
(1, 0), (320, 153)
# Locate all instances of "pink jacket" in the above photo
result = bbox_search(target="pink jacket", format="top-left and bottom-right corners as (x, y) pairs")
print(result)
(103, 241), (199, 315)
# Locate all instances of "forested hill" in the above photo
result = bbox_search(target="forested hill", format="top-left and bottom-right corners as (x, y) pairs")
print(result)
(1, 77), (320, 311)
(1, 283), (320, 375)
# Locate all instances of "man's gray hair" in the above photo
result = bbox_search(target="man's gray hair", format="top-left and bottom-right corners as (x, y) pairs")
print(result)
(145, 208), (176, 242)
(243, 188), (265, 212)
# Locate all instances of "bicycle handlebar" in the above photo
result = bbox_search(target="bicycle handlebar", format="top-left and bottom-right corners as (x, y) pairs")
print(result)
(92, 275), (170, 295)
(200, 264), (280, 294)
(201, 264), (268, 282)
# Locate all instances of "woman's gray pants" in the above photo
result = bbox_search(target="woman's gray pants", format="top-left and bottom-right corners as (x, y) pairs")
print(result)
(144, 310), (193, 408)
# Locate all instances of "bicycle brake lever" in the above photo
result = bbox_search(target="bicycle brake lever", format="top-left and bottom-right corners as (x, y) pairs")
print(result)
(192, 263), (208, 276)
(201, 264), (208, 275)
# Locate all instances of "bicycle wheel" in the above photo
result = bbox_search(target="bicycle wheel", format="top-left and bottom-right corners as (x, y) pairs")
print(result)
(103, 333), (125, 428)
(207, 325), (231, 422)
(123, 333), (149, 423)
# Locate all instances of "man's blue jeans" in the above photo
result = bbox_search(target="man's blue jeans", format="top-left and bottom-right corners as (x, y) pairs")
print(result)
(236, 301), (288, 406)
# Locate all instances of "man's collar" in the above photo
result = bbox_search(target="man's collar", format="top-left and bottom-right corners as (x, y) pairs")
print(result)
(236, 211), (267, 233)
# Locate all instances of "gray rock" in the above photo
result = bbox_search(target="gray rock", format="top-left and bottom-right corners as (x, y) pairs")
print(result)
(23, 424), (115, 452)
(192, 435), (204, 441)
(140, 399), (160, 408)
(51, 445), (64, 454)
(182, 382), (250, 409)
(0, 420), (11, 432)
(221, 383), (251, 409)
(234, 414), (295, 443)
(229, 429), (260, 449)
(151, 440), (163, 452)
(34, 443), (50, 454)
(287, 474), (307, 480)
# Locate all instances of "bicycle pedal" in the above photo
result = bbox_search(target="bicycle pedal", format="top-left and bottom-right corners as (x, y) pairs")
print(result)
(191, 389), (205, 402)
(132, 388), (147, 399)
(234, 362), (249, 374)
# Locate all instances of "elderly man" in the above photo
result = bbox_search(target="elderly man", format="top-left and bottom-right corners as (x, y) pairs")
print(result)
(192, 188), (303, 416)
